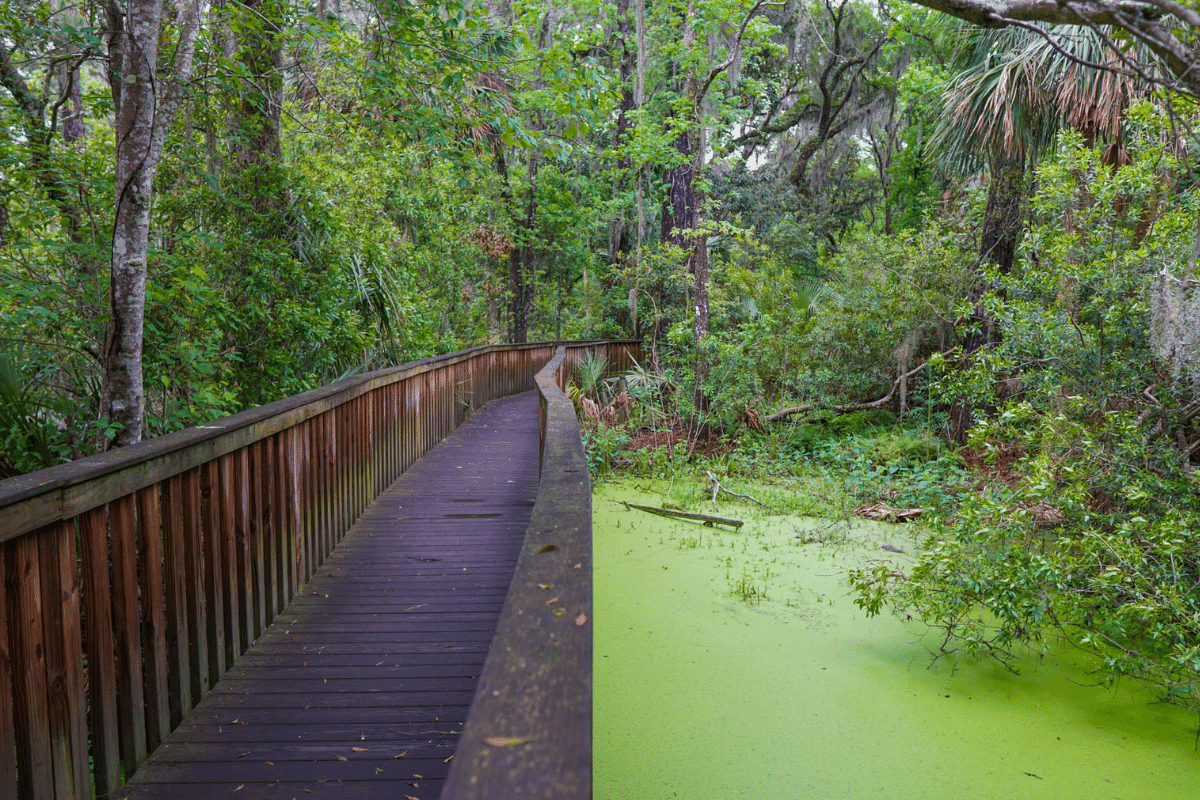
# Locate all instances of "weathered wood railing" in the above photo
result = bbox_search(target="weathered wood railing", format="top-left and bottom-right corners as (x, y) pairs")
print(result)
(0, 339), (639, 799)
(443, 343), (637, 799)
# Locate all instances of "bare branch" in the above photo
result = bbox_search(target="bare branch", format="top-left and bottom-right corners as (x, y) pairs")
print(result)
(766, 359), (933, 422)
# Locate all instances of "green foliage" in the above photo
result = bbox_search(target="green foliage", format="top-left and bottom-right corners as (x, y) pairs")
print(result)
(0, 351), (65, 473)
(785, 225), (973, 405)
(582, 424), (631, 478)
(852, 126), (1200, 716)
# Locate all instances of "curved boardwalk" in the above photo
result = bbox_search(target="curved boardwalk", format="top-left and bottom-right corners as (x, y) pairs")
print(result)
(117, 392), (542, 799)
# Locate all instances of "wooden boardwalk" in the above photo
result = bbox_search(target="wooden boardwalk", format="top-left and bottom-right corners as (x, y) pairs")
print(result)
(117, 392), (542, 799)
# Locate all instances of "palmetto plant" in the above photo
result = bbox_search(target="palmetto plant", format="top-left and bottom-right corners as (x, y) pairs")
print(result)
(936, 24), (1153, 173)
(575, 350), (610, 404)
(935, 24), (1157, 439)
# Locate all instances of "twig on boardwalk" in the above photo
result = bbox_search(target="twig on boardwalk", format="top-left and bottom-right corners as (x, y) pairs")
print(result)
(621, 501), (744, 528)
(705, 471), (765, 509)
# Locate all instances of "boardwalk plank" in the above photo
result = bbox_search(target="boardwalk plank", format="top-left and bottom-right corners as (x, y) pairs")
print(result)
(117, 392), (540, 798)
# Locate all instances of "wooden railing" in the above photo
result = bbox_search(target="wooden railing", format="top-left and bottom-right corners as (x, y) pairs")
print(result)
(0, 339), (639, 799)
(443, 343), (638, 799)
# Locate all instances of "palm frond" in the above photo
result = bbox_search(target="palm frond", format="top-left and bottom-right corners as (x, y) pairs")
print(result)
(934, 23), (1160, 173)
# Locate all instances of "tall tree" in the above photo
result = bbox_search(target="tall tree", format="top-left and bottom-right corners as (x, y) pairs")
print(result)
(103, 0), (207, 446)
(652, 0), (777, 407)
(935, 23), (1147, 438)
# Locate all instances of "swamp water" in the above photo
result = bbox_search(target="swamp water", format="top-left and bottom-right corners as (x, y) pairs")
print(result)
(593, 483), (1199, 800)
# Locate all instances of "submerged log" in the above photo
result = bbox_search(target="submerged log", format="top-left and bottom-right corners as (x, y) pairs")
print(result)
(621, 501), (744, 528)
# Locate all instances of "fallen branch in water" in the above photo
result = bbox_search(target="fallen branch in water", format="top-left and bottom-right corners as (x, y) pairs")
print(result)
(853, 501), (922, 522)
(705, 471), (765, 509)
(621, 501), (744, 528)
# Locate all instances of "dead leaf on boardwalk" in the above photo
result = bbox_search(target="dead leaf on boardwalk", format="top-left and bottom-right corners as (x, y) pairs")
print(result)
(406, 796), (420, 800)
(575, 613), (587, 627)
(545, 596), (559, 605)
(352, 747), (370, 752)
(538, 583), (553, 589)
(394, 751), (408, 759)
(484, 736), (532, 747)
(444, 755), (455, 764)
(537, 544), (559, 553)
(236, 752), (249, 758)
(335, 755), (348, 761)
(552, 608), (566, 617)
(233, 786), (244, 793)
(573, 563), (581, 569)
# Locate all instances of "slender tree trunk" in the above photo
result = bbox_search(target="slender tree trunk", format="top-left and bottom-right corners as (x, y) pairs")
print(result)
(104, 0), (163, 446)
(233, 0), (285, 215)
(102, 0), (206, 447)
(0, 46), (83, 242)
(608, 0), (636, 265)
(507, 156), (538, 343)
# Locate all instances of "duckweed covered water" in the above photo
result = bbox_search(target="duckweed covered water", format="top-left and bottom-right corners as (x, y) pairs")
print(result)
(594, 483), (1199, 799)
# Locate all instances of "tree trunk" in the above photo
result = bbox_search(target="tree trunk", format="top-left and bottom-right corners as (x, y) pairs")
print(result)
(232, 0), (285, 216)
(607, 0), (636, 267)
(0, 46), (84, 242)
(507, 157), (538, 343)
(102, 0), (206, 447)
(979, 157), (1025, 275)
(949, 156), (1027, 442)
(103, 0), (163, 446)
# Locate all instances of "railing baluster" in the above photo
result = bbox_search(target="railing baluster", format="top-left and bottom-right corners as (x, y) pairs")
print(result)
(296, 421), (310, 585)
(110, 493), (148, 774)
(343, 407), (350, 537)
(282, 426), (301, 599)
(233, 449), (254, 651)
(259, 438), (279, 626)
(6, 530), (53, 797)
(136, 486), (171, 752)
(217, 456), (242, 665)
(81, 506), (120, 798)
(303, 419), (317, 582)
(180, 467), (208, 700)
(0, 544), (17, 798)
(349, 398), (360, 522)
(35, 520), (87, 800)
(200, 461), (226, 679)
(162, 473), (193, 725)
(38, 519), (88, 800)
(313, 414), (328, 566)
(248, 442), (267, 640)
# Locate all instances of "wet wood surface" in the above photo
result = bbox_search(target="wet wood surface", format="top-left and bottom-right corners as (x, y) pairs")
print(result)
(116, 392), (541, 799)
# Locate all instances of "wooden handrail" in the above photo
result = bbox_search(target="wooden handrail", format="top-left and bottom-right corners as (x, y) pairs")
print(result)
(443, 341), (640, 799)
(0, 339), (639, 800)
